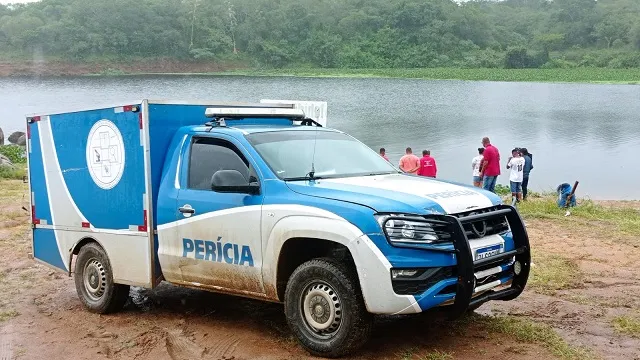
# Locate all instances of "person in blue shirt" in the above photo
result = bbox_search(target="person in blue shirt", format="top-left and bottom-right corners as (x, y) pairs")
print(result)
(520, 148), (533, 200)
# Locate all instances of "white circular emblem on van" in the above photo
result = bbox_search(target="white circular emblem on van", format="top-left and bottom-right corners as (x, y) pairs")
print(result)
(86, 120), (125, 190)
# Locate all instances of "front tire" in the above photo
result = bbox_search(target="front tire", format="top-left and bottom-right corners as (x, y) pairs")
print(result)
(74, 242), (129, 314)
(284, 258), (372, 358)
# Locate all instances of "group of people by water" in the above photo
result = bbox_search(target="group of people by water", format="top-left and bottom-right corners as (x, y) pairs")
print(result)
(379, 137), (533, 204)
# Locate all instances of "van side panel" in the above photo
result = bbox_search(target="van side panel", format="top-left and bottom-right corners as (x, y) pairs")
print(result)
(147, 103), (211, 226)
(29, 106), (153, 286)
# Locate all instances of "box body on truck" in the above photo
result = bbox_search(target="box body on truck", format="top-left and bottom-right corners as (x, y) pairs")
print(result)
(27, 100), (531, 357)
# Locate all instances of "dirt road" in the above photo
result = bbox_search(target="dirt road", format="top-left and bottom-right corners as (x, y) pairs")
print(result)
(0, 180), (638, 360)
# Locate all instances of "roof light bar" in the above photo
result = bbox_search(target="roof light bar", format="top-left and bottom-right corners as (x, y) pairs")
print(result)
(204, 107), (306, 119)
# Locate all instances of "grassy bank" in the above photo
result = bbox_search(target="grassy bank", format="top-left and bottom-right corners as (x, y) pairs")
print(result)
(463, 315), (593, 360)
(215, 68), (640, 84)
(3, 59), (640, 84)
(0, 165), (26, 180)
(517, 198), (640, 238)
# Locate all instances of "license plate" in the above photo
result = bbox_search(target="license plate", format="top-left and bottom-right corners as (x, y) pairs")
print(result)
(475, 244), (503, 261)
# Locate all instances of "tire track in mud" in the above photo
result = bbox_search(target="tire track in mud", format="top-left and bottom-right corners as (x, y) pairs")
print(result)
(165, 328), (241, 360)
(166, 329), (205, 360)
(0, 325), (12, 360)
(207, 335), (240, 359)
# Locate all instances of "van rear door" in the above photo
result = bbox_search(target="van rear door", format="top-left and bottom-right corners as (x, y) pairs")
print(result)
(27, 104), (154, 287)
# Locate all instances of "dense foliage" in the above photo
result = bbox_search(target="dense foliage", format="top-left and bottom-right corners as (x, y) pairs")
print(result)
(0, 145), (25, 164)
(1, 0), (639, 69)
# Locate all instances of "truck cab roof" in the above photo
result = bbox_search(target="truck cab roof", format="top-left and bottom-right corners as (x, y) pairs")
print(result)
(185, 123), (341, 136)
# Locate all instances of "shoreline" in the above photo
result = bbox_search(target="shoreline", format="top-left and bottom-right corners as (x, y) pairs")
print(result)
(1, 61), (639, 84)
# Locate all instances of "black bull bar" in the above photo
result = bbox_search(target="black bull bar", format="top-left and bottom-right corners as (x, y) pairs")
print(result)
(442, 204), (531, 317)
(383, 205), (531, 317)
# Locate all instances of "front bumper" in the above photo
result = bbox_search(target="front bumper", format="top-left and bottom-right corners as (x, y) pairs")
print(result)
(441, 205), (530, 316)
(385, 205), (531, 316)
(354, 205), (530, 315)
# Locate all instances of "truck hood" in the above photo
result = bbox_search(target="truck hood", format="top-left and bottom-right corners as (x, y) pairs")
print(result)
(286, 174), (501, 215)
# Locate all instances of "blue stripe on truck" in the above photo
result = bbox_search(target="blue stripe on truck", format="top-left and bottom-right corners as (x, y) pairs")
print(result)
(33, 229), (66, 271)
(29, 122), (52, 224)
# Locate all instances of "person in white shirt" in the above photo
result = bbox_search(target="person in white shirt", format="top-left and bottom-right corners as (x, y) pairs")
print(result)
(471, 148), (484, 187)
(507, 148), (526, 205)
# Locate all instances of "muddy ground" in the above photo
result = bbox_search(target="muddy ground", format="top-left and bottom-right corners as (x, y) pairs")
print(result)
(0, 180), (639, 360)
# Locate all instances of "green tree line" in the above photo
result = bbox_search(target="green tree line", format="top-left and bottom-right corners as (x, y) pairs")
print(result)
(1, 0), (640, 69)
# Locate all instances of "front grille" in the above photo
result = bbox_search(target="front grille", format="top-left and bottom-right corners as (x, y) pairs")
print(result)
(391, 267), (456, 295)
(452, 206), (510, 239)
(475, 255), (514, 273)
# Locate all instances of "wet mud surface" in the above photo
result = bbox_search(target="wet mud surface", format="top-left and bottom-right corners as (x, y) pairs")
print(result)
(1, 182), (639, 359)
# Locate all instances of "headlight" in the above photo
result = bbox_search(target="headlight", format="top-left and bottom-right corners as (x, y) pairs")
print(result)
(375, 214), (445, 245)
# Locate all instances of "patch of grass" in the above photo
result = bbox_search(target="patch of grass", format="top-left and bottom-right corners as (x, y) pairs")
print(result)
(518, 198), (640, 237)
(612, 315), (640, 338)
(495, 184), (511, 196)
(471, 315), (593, 360)
(398, 347), (417, 360)
(0, 209), (26, 221)
(418, 350), (454, 360)
(0, 309), (19, 322)
(0, 166), (26, 180)
(0, 179), (28, 192)
(529, 250), (583, 295)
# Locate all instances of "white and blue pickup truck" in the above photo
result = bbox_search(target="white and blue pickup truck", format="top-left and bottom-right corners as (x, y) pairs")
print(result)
(26, 100), (530, 358)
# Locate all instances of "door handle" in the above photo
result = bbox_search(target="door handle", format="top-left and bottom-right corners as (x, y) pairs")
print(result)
(179, 204), (195, 215)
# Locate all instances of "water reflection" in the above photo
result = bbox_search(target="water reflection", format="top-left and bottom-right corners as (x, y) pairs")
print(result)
(1, 76), (638, 199)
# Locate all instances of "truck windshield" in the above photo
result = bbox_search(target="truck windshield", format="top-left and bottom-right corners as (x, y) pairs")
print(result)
(246, 130), (398, 180)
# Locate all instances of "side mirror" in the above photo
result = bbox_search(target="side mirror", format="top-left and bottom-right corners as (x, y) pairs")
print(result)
(211, 170), (260, 194)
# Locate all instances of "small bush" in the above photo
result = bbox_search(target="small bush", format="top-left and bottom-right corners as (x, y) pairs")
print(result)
(494, 184), (511, 196)
(608, 53), (640, 68)
(0, 145), (26, 164)
(542, 58), (578, 69)
(0, 166), (26, 180)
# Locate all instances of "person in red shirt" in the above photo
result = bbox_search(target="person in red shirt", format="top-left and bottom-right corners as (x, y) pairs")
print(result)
(417, 150), (437, 178)
(479, 137), (500, 193)
(379, 147), (389, 161)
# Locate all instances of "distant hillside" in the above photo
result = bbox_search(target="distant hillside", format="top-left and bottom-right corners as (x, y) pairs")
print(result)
(1, 0), (639, 69)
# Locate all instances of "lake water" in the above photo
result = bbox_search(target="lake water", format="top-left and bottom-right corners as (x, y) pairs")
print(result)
(1, 76), (639, 200)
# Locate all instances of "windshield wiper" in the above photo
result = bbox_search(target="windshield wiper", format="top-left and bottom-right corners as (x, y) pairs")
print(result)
(284, 174), (324, 181)
(363, 171), (399, 176)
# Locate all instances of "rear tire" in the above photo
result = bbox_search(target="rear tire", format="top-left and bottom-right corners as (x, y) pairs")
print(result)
(284, 258), (372, 358)
(74, 242), (129, 314)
